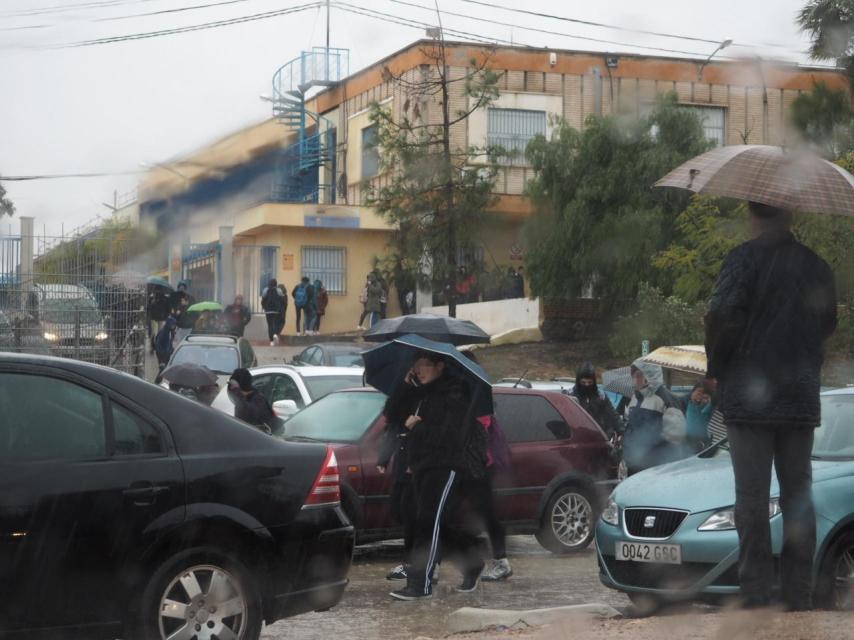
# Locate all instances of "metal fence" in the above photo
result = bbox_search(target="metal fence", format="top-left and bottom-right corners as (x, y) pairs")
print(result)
(234, 244), (278, 313)
(0, 230), (147, 377)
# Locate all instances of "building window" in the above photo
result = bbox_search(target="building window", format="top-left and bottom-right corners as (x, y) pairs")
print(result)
(487, 108), (546, 165)
(361, 125), (380, 179)
(685, 105), (726, 147)
(302, 246), (346, 295)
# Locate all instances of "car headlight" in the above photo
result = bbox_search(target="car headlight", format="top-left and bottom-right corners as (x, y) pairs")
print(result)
(601, 494), (619, 526)
(698, 498), (781, 531)
(43, 331), (59, 342)
(95, 331), (109, 341)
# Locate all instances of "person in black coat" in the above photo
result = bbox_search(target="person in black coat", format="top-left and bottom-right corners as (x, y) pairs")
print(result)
(388, 352), (487, 601)
(224, 295), (252, 337)
(705, 201), (837, 611)
(229, 368), (274, 435)
(571, 362), (622, 437)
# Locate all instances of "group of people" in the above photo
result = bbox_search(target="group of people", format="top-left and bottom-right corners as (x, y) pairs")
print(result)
(261, 276), (330, 345)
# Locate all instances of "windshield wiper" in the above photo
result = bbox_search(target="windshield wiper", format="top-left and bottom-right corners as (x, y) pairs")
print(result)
(286, 435), (322, 443)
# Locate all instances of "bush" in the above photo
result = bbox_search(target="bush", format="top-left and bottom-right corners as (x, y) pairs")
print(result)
(609, 283), (706, 360)
(827, 305), (854, 358)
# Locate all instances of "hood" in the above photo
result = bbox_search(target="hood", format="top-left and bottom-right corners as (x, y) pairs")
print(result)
(575, 362), (597, 387)
(631, 357), (664, 393)
(615, 451), (853, 514)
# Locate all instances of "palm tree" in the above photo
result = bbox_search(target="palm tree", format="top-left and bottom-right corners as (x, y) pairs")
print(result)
(798, 0), (854, 88)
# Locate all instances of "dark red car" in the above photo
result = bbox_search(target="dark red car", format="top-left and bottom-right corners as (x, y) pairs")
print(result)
(283, 386), (617, 553)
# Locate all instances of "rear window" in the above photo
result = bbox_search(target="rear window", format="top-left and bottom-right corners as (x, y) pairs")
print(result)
(284, 391), (385, 443)
(303, 375), (364, 400)
(332, 353), (364, 367)
(494, 394), (571, 443)
(171, 344), (238, 374)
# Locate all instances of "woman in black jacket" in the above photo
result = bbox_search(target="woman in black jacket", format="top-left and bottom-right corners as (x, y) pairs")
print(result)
(388, 351), (487, 601)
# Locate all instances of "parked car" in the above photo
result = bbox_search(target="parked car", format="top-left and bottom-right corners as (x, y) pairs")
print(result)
(494, 377), (575, 394)
(0, 353), (353, 639)
(212, 364), (366, 421)
(164, 333), (257, 386)
(282, 386), (617, 553)
(292, 342), (365, 368)
(32, 283), (111, 363)
(595, 388), (854, 613)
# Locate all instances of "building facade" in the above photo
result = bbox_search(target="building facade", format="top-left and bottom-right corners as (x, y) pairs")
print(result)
(138, 41), (845, 335)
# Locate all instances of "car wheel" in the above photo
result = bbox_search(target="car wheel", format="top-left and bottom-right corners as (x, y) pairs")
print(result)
(816, 529), (854, 611)
(535, 485), (595, 554)
(627, 592), (663, 616)
(132, 546), (263, 640)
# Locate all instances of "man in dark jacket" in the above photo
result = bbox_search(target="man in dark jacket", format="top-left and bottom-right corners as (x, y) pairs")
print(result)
(224, 295), (252, 337)
(571, 362), (622, 437)
(389, 352), (487, 601)
(229, 368), (274, 435)
(705, 201), (837, 610)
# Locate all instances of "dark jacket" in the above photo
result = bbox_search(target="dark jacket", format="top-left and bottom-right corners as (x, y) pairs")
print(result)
(705, 230), (837, 427)
(571, 365), (622, 437)
(224, 304), (251, 334)
(234, 390), (274, 434)
(261, 287), (286, 316)
(394, 375), (485, 477)
(154, 320), (176, 355)
(378, 387), (415, 481)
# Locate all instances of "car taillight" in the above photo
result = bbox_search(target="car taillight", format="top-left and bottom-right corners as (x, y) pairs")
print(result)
(302, 447), (341, 508)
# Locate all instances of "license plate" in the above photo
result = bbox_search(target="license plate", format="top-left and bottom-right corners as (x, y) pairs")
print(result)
(615, 541), (682, 564)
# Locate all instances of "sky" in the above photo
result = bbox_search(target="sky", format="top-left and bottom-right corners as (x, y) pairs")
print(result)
(0, 0), (825, 237)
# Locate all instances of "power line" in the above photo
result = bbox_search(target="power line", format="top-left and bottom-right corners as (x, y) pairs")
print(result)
(1, 171), (146, 181)
(386, 0), (718, 58)
(0, 0), (157, 19)
(52, 1), (322, 48)
(95, 0), (253, 22)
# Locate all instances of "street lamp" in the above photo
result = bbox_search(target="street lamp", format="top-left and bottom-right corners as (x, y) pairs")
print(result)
(698, 39), (733, 81)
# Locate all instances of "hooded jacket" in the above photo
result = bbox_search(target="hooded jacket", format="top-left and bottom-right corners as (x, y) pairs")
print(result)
(571, 363), (622, 437)
(705, 230), (837, 427)
(623, 359), (686, 472)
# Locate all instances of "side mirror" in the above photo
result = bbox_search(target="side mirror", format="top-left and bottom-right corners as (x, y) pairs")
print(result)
(273, 399), (299, 418)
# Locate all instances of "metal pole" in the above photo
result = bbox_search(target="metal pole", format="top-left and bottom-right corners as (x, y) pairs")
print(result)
(326, 0), (330, 50)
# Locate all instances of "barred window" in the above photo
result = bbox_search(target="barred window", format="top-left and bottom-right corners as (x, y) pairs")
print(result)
(685, 105), (726, 147)
(301, 246), (347, 295)
(361, 125), (380, 179)
(487, 108), (546, 165)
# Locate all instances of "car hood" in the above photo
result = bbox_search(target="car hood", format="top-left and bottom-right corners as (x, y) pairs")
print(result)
(615, 452), (852, 514)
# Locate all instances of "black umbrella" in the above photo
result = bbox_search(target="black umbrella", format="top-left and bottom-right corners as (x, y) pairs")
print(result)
(161, 363), (218, 388)
(362, 313), (490, 346)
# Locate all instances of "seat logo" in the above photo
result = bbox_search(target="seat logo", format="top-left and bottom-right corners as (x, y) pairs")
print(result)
(644, 515), (656, 528)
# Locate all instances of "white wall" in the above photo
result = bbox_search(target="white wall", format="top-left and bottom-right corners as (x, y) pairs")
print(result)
(423, 297), (540, 337)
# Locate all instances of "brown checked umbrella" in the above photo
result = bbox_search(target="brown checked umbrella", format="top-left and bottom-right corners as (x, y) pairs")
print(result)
(655, 145), (854, 216)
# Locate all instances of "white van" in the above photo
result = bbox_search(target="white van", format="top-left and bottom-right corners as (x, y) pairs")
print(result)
(33, 284), (110, 364)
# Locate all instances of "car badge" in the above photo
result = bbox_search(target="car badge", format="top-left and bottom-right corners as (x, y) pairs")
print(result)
(644, 515), (656, 528)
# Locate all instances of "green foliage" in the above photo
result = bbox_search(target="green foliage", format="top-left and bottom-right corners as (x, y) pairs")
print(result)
(609, 283), (706, 360)
(798, 0), (854, 87)
(523, 93), (712, 309)
(365, 48), (501, 312)
(0, 180), (14, 218)
(789, 81), (854, 158)
(654, 196), (749, 303)
(827, 304), (854, 357)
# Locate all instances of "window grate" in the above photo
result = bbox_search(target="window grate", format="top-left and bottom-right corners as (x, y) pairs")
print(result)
(488, 108), (546, 165)
(301, 246), (347, 295)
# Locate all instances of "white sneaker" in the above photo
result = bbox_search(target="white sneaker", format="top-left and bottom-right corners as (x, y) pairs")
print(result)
(481, 558), (512, 582)
(269, 341), (275, 346)
(356, 324), (363, 330)
(273, 335), (280, 345)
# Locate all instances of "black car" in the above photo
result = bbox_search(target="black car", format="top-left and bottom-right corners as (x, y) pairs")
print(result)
(291, 342), (364, 367)
(0, 354), (353, 639)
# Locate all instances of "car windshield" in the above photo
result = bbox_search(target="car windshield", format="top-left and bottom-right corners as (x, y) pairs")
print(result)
(171, 345), (237, 374)
(303, 375), (365, 400)
(332, 353), (364, 367)
(41, 297), (101, 324)
(284, 391), (385, 443)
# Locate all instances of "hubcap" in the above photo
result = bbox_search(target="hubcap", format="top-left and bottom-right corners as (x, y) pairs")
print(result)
(551, 492), (593, 547)
(833, 544), (854, 610)
(158, 564), (247, 640)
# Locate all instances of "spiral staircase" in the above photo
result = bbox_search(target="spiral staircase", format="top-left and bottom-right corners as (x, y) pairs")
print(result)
(271, 47), (349, 203)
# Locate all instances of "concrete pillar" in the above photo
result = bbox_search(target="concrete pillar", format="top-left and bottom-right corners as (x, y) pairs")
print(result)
(168, 241), (183, 287)
(19, 216), (34, 294)
(219, 226), (235, 304)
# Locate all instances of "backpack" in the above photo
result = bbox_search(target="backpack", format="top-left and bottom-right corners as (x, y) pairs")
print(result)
(261, 287), (277, 312)
(294, 284), (308, 308)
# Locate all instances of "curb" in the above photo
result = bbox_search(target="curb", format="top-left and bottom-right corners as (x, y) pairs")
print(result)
(447, 603), (621, 634)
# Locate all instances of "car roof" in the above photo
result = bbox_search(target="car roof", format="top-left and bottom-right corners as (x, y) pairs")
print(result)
(251, 364), (365, 377)
(34, 283), (93, 297)
(306, 342), (365, 352)
(821, 387), (854, 397)
(180, 334), (240, 345)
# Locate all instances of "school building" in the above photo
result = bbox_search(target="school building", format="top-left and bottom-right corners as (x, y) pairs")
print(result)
(137, 40), (845, 336)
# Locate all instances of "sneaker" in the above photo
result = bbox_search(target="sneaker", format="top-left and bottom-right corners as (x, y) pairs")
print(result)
(269, 341), (275, 346)
(390, 585), (432, 601)
(386, 564), (407, 581)
(273, 335), (280, 345)
(481, 558), (512, 582)
(456, 560), (485, 593)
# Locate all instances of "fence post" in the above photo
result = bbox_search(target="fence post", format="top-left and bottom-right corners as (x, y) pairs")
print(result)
(19, 217), (34, 302)
(219, 227), (235, 304)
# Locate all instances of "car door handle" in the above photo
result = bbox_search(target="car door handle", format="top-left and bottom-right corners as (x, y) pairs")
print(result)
(123, 483), (170, 505)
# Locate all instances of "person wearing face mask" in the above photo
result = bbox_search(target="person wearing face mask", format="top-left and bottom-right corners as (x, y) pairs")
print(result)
(571, 362), (622, 438)
(622, 359), (686, 476)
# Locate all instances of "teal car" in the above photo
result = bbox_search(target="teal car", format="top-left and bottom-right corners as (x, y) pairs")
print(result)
(596, 388), (854, 611)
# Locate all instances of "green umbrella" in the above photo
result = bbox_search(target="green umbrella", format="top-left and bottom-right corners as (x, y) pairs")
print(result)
(187, 301), (224, 313)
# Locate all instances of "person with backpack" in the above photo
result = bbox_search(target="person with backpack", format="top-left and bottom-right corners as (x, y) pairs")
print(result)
(261, 278), (286, 346)
(313, 279), (329, 333)
(292, 276), (311, 335)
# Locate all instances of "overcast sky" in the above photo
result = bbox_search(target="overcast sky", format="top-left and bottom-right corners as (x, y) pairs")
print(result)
(0, 0), (821, 237)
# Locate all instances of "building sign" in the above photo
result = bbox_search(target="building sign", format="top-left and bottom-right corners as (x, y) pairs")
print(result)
(304, 215), (360, 229)
(510, 244), (523, 261)
(282, 254), (294, 271)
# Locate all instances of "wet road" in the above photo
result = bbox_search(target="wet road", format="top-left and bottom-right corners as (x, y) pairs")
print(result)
(262, 536), (630, 639)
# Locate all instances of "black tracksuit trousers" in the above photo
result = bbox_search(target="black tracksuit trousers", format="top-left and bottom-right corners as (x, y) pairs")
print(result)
(406, 467), (482, 595)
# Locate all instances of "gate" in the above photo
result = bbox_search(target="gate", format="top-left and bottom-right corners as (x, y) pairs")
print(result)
(182, 242), (221, 303)
(234, 245), (279, 313)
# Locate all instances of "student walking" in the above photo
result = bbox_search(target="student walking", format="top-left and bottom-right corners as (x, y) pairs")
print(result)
(261, 279), (286, 345)
(292, 277), (312, 335)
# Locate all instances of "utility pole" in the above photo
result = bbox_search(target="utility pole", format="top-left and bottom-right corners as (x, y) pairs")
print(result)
(326, 0), (331, 50)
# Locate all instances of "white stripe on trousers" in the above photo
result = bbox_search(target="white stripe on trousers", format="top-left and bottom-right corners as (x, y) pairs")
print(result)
(424, 470), (456, 595)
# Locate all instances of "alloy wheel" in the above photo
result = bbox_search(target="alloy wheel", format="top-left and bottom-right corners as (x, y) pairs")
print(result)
(551, 491), (593, 548)
(158, 564), (247, 640)
(833, 543), (854, 610)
